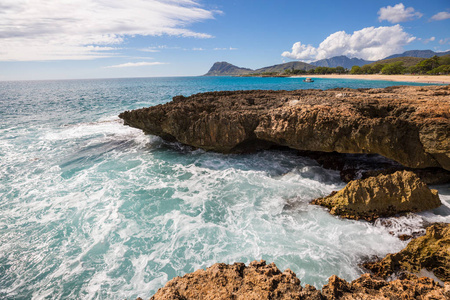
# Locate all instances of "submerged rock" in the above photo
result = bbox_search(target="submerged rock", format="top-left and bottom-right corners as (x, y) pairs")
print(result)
(120, 86), (450, 171)
(311, 171), (441, 221)
(147, 260), (449, 300)
(364, 223), (450, 283)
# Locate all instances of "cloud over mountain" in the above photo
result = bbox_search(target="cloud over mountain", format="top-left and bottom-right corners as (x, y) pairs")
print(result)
(378, 3), (423, 23)
(282, 25), (415, 62)
(0, 0), (217, 61)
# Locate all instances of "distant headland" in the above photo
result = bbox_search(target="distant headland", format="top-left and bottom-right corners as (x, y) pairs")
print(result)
(204, 49), (450, 78)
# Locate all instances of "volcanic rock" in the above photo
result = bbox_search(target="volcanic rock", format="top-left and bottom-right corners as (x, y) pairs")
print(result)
(322, 273), (449, 300)
(119, 85), (450, 171)
(148, 260), (450, 300)
(364, 223), (450, 283)
(311, 171), (441, 221)
(150, 260), (322, 300)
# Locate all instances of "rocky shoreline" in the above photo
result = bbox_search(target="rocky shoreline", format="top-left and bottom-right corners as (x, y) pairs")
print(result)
(120, 85), (450, 171)
(143, 224), (450, 299)
(121, 85), (450, 299)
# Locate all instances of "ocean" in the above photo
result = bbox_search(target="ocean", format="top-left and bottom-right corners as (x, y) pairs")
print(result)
(1, 76), (449, 299)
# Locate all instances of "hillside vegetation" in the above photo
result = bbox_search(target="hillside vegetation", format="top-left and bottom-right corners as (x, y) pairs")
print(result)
(367, 57), (424, 68)
(352, 55), (450, 75)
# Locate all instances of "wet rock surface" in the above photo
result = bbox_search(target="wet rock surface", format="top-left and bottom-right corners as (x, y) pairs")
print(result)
(311, 171), (441, 221)
(364, 223), (450, 283)
(147, 260), (450, 300)
(120, 85), (450, 171)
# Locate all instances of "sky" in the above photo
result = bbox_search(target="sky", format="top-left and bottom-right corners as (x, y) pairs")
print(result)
(0, 0), (449, 81)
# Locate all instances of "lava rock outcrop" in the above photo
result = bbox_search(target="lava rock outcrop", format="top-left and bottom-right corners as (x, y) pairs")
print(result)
(364, 223), (450, 283)
(147, 260), (449, 300)
(120, 86), (450, 171)
(311, 171), (441, 221)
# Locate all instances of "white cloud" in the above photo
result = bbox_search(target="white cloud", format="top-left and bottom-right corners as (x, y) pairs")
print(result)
(423, 37), (436, 44)
(430, 11), (450, 21)
(105, 62), (167, 68)
(378, 3), (422, 23)
(214, 47), (238, 50)
(439, 38), (450, 45)
(282, 25), (415, 62)
(0, 0), (217, 61)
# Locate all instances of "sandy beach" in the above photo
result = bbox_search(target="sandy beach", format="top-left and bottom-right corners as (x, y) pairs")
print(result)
(293, 74), (450, 84)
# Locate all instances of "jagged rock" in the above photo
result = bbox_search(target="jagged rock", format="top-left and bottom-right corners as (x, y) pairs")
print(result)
(311, 171), (441, 221)
(119, 86), (450, 171)
(322, 273), (449, 300)
(147, 260), (449, 300)
(364, 223), (450, 283)
(150, 260), (322, 300)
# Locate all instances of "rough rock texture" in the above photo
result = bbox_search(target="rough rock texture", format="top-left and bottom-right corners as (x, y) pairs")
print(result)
(364, 223), (450, 283)
(148, 260), (450, 300)
(119, 85), (450, 171)
(322, 273), (449, 300)
(311, 171), (441, 221)
(150, 260), (322, 300)
(297, 151), (450, 184)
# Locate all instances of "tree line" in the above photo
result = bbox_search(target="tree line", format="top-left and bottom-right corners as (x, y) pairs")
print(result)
(279, 55), (449, 76)
(350, 55), (450, 75)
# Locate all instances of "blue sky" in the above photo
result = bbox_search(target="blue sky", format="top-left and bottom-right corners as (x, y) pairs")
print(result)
(0, 0), (449, 80)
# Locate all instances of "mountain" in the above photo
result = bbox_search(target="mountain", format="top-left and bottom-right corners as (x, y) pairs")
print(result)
(311, 56), (373, 69)
(204, 61), (314, 76)
(366, 56), (425, 68)
(204, 62), (253, 76)
(385, 50), (450, 60)
(253, 61), (314, 73)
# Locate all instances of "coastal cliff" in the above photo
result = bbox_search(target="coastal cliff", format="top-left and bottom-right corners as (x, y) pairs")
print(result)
(119, 85), (450, 171)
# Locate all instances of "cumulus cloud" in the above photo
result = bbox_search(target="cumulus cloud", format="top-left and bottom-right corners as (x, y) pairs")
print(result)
(430, 12), (450, 21)
(423, 37), (436, 44)
(105, 62), (166, 68)
(282, 25), (415, 62)
(378, 3), (422, 23)
(439, 38), (450, 45)
(0, 0), (216, 61)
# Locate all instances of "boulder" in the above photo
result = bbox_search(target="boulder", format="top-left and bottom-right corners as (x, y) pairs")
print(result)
(311, 171), (441, 221)
(364, 223), (450, 283)
(120, 86), (450, 171)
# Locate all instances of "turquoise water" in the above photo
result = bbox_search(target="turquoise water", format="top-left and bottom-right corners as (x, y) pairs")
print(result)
(1, 76), (449, 299)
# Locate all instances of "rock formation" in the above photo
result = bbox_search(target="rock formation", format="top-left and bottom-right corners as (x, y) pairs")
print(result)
(119, 85), (450, 171)
(150, 260), (322, 300)
(148, 260), (449, 300)
(364, 223), (450, 283)
(311, 171), (441, 221)
(321, 273), (449, 300)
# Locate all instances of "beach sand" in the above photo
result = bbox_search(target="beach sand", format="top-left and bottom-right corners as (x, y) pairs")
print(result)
(293, 74), (450, 84)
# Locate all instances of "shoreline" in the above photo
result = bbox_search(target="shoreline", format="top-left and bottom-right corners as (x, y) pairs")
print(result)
(291, 74), (450, 84)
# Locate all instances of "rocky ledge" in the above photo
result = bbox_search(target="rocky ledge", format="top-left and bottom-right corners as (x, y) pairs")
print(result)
(148, 259), (449, 300)
(364, 223), (450, 283)
(120, 85), (450, 171)
(311, 170), (441, 221)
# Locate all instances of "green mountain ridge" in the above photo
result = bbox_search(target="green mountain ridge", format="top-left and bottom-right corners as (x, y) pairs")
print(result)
(203, 49), (450, 76)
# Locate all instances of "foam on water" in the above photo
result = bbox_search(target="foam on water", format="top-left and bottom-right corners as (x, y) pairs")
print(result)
(0, 77), (448, 299)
